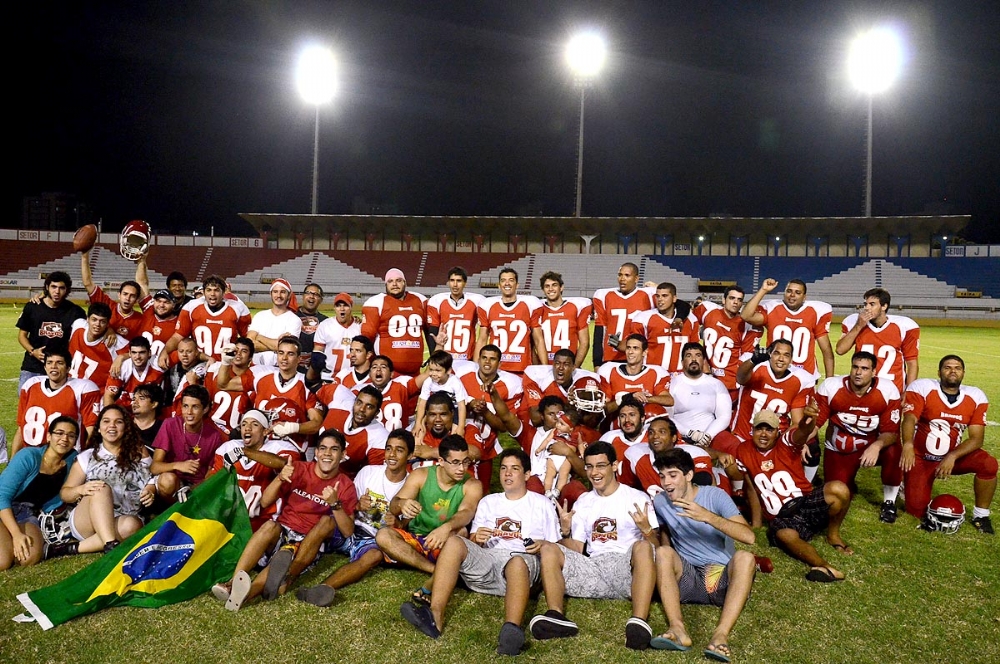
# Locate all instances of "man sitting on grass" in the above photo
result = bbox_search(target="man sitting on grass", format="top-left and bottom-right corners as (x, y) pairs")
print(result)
(528, 440), (659, 651)
(651, 448), (757, 662)
(215, 429), (357, 611)
(399, 447), (560, 656)
(294, 429), (414, 607)
(375, 435), (482, 581)
(733, 402), (853, 582)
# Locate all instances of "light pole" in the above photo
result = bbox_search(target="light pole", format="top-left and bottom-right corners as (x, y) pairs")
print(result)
(848, 27), (902, 218)
(296, 45), (338, 215)
(566, 32), (606, 218)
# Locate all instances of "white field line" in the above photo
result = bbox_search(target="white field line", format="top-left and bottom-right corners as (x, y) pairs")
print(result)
(919, 344), (1000, 360)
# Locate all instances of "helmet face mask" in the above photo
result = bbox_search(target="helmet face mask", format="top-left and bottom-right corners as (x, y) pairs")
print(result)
(569, 388), (606, 414)
(924, 494), (965, 534)
(120, 219), (151, 261)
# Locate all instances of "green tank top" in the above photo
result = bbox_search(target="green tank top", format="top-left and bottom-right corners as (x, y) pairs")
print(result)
(409, 468), (467, 536)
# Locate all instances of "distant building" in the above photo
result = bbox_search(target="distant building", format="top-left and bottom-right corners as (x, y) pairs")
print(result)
(21, 192), (92, 231)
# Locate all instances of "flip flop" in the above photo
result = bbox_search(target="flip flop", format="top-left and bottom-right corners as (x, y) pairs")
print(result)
(831, 542), (854, 555)
(296, 585), (336, 607)
(263, 547), (294, 600)
(225, 571), (251, 611)
(704, 642), (732, 662)
(805, 566), (845, 583)
(650, 633), (690, 651)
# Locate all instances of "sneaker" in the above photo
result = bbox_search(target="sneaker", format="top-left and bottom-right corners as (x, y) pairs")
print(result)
(296, 585), (336, 607)
(879, 500), (898, 524)
(175, 486), (191, 503)
(263, 546), (295, 600)
(497, 622), (526, 656)
(401, 599), (441, 639)
(528, 610), (579, 640)
(102, 539), (121, 554)
(754, 555), (774, 574)
(225, 571), (251, 612)
(971, 516), (995, 535)
(44, 540), (79, 559)
(624, 617), (652, 650)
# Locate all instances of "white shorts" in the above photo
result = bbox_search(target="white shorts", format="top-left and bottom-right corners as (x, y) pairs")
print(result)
(458, 538), (540, 596)
(560, 544), (635, 600)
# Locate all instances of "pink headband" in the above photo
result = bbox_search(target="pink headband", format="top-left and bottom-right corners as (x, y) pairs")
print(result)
(384, 268), (405, 282)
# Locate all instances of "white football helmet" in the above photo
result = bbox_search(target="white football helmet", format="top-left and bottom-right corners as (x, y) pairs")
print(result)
(924, 494), (965, 534)
(569, 387), (606, 413)
(120, 219), (151, 261)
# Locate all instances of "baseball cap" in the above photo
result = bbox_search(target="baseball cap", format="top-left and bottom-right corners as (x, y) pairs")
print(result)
(752, 410), (781, 429)
(333, 292), (353, 306)
(152, 289), (173, 300)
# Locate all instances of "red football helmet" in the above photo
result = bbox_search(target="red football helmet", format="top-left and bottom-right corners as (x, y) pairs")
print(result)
(925, 494), (965, 534)
(120, 219), (151, 261)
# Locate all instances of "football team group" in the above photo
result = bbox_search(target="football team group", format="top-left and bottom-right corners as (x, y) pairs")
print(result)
(1, 232), (994, 661)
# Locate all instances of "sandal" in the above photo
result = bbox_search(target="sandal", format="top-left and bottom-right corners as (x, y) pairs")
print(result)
(650, 632), (690, 651)
(831, 542), (854, 555)
(411, 586), (431, 607)
(704, 642), (732, 662)
(805, 566), (845, 582)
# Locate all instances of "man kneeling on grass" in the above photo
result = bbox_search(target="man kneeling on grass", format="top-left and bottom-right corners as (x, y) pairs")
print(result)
(375, 434), (482, 585)
(528, 440), (659, 651)
(400, 447), (560, 656)
(214, 429), (358, 610)
(295, 429), (414, 607)
(651, 448), (756, 662)
(733, 401), (853, 582)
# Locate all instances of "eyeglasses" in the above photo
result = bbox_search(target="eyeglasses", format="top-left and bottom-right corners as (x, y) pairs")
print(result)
(303, 291), (322, 297)
(584, 462), (612, 472)
(50, 430), (77, 438)
(442, 458), (474, 469)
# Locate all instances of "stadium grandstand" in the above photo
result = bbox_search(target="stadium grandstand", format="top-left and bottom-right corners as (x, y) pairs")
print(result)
(2, 213), (997, 321)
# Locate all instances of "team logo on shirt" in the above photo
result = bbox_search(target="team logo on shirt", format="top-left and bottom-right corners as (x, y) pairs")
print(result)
(40, 322), (64, 338)
(493, 517), (522, 539)
(591, 517), (618, 542)
(762, 460), (774, 472)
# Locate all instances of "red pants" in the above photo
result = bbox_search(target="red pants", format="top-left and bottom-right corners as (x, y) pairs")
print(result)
(823, 444), (902, 494)
(903, 450), (998, 517)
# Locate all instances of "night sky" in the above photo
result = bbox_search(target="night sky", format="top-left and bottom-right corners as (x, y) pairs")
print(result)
(16, 1), (1000, 242)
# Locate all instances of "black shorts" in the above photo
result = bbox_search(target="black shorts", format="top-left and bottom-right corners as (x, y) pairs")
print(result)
(766, 489), (829, 545)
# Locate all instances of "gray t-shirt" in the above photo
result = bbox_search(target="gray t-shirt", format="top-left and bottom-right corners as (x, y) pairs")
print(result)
(652, 485), (739, 567)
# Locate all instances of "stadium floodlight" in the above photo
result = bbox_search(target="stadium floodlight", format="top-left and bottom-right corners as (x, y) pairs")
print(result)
(566, 31), (607, 217)
(848, 27), (903, 217)
(296, 45), (338, 214)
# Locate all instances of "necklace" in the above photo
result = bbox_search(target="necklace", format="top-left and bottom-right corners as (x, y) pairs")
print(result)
(185, 425), (205, 457)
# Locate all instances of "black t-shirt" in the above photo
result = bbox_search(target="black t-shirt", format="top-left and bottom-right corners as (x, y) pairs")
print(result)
(17, 469), (65, 510)
(16, 299), (86, 373)
(296, 309), (328, 373)
(137, 419), (164, 450)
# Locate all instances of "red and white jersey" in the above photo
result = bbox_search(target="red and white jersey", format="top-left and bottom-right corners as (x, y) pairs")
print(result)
(592, 287), (655, 363)
(841, 314), (920, 394)
(205, 364), (254, 436)
(521, 365), (601, 414)
(731, 365), (816, 442)
(17, 376), (100, 448)
(627, 310), (700, 372)
(319, 406), (390, 478)
(105, 362), (165, 409)
(334, 367), (371, 391)
(89, 286), (146, 339)
(815, 376), (901, 454)
(373, 376), (420, 432)
(598, 363), (671, 421)
(624, 442), (712, 497)
(426, 292), (484, 361)
(693, 301), (753, 391)
(454, 360), (523, 460)
(734, 430), (812, 519)
(756, 300), (832, 377)
(361, 291), (427, 376)
(598, 427), (646, 487)
(313, 317), (362, 380)
(478, 295), (542, 373)
(315, 382), (358, 415)
(68, 319), (128, 390)
(175, 297), (252, 361)
(138, 309), (178, 363)
(904, 379), (989, 460)
(212, 438), (299, 530)
(531, 298), (593, 362)
(245, 367), (318, 454)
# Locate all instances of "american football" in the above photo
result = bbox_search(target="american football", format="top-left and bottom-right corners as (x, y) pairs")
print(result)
(72, 224), (98, 252)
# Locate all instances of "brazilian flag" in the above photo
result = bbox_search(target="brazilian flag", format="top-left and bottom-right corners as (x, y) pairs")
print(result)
(17, 470), (251, 630)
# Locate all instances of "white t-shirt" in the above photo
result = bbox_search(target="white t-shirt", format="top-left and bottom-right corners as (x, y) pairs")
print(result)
(470, 490), (561, 551)
(352, 464), (407, 538)
(418, 374), (469, 405)
(529, 426), (567, 479)
(314, 318), (362, 380)
(571, 483), (658, 556)
(249, 309), (303, 366)
(76, 444), (152, 517)
(668, 372), (733, 438)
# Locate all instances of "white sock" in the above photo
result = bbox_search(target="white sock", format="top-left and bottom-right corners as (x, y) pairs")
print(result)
(731, 479), (744, 492)
(804, 465), (818, 482)
(883, 485), (900, 503)
(972, 507), (991, 519)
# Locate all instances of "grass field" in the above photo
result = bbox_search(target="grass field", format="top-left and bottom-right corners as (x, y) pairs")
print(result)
(0, 304), (997, 663)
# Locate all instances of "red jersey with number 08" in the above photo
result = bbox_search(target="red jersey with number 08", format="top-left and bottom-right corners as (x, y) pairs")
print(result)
(362, 292), (427, 376)
(904, 379), (988, 460)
